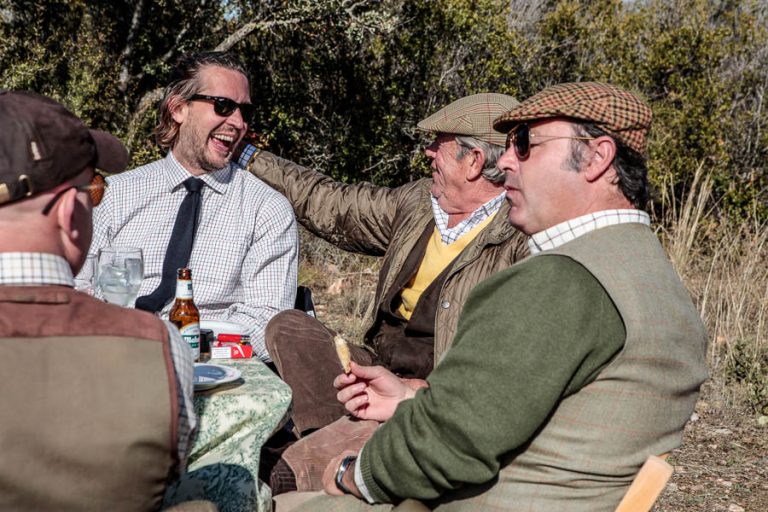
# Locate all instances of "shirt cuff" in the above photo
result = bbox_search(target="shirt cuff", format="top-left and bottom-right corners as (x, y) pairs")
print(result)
(354, 446), (377, 504)
(236, 143), (259, 169)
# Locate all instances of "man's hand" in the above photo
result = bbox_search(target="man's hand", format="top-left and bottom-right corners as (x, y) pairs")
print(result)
(333, 362), (422, 422)
(322, 450), (360, 497)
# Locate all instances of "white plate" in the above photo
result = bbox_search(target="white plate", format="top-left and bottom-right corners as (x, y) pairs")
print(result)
(193, 363), (242, 391)
(199, 320), (248, 338)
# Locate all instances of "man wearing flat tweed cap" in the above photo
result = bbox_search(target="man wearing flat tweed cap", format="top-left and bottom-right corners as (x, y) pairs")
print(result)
(234, 93), (529, 494)
(285, 82), (707, 512)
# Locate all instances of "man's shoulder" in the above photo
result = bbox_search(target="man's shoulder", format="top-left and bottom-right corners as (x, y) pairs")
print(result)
(107, 158), (167, 186)
(231, 168), (295, 209)
(480, 253), (591, 294)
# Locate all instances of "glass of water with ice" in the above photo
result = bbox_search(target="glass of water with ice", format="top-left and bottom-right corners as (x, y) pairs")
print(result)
(96, 247), (144, 307)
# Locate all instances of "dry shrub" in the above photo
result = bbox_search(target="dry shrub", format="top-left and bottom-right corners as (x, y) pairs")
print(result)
(297, 226), (380, 344)
(659, 163), (768, 414)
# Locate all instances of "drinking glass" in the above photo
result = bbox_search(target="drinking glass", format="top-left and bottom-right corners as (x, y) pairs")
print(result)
(73, 254), (97, 295)
(96, 246), (144, 307)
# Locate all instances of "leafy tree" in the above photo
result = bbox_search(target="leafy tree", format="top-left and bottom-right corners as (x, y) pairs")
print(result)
(1, 0), (765, 218)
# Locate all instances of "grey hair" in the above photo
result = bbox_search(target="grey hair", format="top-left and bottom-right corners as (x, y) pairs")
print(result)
(454, 136), (506, 183)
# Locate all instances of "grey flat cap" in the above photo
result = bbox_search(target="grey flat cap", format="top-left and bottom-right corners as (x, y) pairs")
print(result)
(417, 93), (520, 147)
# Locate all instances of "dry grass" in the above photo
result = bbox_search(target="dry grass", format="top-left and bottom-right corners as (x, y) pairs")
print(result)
(658, 163), (768, 414)
(297, 227), (380, 343)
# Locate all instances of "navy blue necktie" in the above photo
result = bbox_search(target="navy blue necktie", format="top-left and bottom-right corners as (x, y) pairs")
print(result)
(136, 177), (203, 313)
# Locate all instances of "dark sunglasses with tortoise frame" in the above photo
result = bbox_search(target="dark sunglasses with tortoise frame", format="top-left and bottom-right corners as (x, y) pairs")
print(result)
(42, 173), (108, 215)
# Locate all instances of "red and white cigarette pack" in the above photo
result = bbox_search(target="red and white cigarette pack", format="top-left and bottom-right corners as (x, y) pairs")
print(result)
(210, 341), (253, 359)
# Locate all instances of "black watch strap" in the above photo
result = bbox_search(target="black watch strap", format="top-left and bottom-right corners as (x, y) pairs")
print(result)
(334, 455), (358, 494)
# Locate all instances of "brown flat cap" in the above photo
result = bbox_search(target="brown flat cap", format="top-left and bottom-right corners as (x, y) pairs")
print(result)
(493, 82), (652, 154)
(0, 90), (128, 206)
(418, 93), (520, 147)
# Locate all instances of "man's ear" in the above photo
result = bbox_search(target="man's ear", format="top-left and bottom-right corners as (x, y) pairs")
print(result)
(583, 136), (616, 183)
(56, 188), (83, 242)
(466, 148), (486, 181)
(169, 95), (188, 125)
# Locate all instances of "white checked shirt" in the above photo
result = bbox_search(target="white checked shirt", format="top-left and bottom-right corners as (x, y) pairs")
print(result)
(86, 152), (299, 361)
(430, 192), (506, 244)
(0, 252), (196, 473)
(528, 209), (651, 254)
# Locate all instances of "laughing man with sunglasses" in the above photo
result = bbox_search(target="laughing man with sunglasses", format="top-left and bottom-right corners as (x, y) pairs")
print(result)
(287, 82), (708, 512)
(82, 51), (298, 361)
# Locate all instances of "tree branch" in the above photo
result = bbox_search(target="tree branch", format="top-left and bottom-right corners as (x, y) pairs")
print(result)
(117, 0), (145, 94)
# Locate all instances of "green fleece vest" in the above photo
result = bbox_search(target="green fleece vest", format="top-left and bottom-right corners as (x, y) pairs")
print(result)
(435, 223), (709, 512)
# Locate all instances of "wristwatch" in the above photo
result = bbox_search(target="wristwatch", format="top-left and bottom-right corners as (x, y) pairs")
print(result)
(334, 455), (358, 495)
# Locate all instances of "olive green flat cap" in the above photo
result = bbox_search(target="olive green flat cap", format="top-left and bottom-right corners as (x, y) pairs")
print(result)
(494, 82), (652, 154)
(418, 93), (520, 147)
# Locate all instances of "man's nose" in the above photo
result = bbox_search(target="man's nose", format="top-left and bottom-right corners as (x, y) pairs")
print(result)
(226, 108), (247, 129)
(424, 141), (439, 159)
(497, 146), (518, 174)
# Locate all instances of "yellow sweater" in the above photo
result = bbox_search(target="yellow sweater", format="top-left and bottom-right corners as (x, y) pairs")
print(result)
(398, 214), (496, 320)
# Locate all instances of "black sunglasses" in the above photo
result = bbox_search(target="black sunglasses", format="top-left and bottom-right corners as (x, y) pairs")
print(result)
(42, 174), (108, 215)
(505, 123), (594, 160)
(189, 94), (255, 123)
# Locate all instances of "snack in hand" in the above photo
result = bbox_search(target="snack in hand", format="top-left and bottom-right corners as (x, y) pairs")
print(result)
(333, 335), (352, 373)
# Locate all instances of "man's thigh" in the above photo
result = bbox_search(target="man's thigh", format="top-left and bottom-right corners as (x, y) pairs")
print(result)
(265, 310), (374, 433)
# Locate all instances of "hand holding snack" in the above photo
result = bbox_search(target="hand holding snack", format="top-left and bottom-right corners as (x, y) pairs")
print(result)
(333, 362), (420, 422)
(334, 335), (352, 373)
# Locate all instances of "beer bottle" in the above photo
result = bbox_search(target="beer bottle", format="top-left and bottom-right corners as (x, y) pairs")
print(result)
(169, 268), (201, 361)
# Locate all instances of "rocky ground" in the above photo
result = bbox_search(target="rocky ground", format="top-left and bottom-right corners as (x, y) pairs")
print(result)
(657, 388), (768, 512)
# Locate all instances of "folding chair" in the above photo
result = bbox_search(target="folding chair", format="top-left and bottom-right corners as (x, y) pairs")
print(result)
(614, 454), (674, 512)
(294, 285), (316, 318)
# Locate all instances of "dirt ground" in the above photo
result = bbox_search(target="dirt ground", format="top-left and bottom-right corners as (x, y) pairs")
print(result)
(656, 387), (768, 512)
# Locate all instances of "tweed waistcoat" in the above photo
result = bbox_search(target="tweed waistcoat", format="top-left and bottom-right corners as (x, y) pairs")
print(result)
(0, 285), (179, 512)
(435, 224), (708, 512)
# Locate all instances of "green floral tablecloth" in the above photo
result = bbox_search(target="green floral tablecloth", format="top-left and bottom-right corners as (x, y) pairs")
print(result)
(163, 358), (292, 512)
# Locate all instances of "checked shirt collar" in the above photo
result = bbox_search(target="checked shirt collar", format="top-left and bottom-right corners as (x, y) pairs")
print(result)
(528, 209), (651, 254)
(164, 151), (238, 194)
(431, 191), (505, 245)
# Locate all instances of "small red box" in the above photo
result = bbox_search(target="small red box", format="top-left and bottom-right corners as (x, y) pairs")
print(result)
(210, 341), (253, 359)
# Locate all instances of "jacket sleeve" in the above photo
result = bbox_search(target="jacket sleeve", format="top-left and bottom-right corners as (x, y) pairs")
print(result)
(245, 148), (423, 256)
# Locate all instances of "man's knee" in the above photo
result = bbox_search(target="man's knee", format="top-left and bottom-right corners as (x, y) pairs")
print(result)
(265, 309), (334, 365)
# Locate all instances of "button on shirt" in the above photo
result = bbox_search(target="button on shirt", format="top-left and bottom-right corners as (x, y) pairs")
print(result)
(0, 252), (196, 472)
(86, 152), (299, 361)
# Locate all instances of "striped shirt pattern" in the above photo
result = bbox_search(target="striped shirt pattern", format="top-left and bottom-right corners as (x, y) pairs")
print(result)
(86, 152), (299, 361)
(0, 252), (196, 472)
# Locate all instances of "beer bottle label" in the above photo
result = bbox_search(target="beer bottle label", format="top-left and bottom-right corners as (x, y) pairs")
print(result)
(175, 279), (193, 299)
(179, 322), (201, 360)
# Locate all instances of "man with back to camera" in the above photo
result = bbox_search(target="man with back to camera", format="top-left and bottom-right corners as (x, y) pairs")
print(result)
(235, 93), (529, 492)
(0, 90), (195, 511)
(281, 82), (708, 512)
(84, 51), (298, 360)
